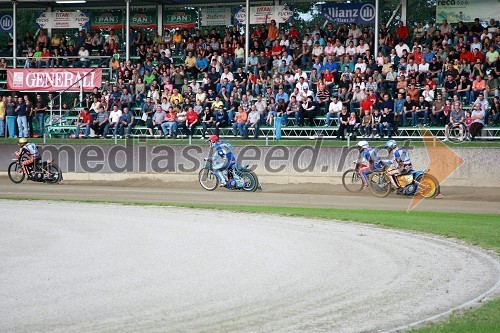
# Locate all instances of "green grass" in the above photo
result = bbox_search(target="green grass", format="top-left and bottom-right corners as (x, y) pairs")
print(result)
(410, 298), (500, 333)
(2, 137), (500, 147)
(0, 198), (498, 332)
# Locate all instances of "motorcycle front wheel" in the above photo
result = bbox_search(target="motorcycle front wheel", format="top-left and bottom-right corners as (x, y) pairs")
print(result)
(45, 163), (63, 184)
(342, 168), (364, 192)
(368, 172), (392, 198)
(198, 168), (219, 191)
(8, 161), (25, 184)
(415, 173), (440, 198)
(240, 171), (257, 192)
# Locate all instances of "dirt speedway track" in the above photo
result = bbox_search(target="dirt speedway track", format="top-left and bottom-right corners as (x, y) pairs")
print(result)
(1, 177), (499, 214)
(0, 200), (499, 333)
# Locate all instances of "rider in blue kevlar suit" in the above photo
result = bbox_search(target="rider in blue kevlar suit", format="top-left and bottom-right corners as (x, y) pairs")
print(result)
(208, 135), (243, 187)
(357, 140), (385, 186)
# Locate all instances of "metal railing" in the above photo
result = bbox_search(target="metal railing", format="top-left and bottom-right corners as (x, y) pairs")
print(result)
(45, 55), (114, 133)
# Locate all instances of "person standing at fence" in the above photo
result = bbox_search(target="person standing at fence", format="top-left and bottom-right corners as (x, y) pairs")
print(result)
(24, 95), (34, 138)
(34, 94), (48, 138)
(5, 95), (16, 137)
(15, 96), (28, 138)
(0, 95), (5, 137)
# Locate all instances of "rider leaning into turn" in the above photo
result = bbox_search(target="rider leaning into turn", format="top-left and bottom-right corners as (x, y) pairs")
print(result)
(208, 135), (241, 187)
(384, 139), (413, 187)
(357, 140), (385, 187)
(17, 138), (40, 177)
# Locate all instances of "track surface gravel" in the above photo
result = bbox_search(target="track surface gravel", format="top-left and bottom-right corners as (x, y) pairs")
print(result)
(0, 201), (498, 332)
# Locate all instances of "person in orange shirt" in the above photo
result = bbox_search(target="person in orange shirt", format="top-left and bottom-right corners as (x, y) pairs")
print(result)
(471, 75), (486, 100)
(231, 106), (248, 138)
(265, 16), (279, 47)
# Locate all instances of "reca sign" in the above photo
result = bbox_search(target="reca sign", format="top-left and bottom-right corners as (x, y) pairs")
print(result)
(163, 9), (197, 29)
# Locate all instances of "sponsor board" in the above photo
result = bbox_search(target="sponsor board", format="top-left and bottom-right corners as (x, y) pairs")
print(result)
(7, 68), (102, 92)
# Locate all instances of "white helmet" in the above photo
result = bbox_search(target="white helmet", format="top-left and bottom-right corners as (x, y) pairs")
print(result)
(357, 140), (370, 149)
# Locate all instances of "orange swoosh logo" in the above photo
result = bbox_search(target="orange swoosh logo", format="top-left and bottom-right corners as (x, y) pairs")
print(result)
(408, 127), (464, 211)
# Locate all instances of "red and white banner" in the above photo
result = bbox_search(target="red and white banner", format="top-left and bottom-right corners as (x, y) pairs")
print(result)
(7, 68), (102, 92)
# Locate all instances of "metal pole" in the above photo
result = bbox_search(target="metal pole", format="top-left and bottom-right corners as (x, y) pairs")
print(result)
(59, 94), (62, 125)
(197, 8), (201, 30)
(374, 0), (379, 57)
(125, 0), (131, 62)
(12, 0), (17, 68)
(401, 0), (407, 25)
(157, 4), (163, 37)
(244, 0), (250, 72)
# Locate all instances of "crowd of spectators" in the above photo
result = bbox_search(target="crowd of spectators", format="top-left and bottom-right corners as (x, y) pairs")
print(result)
(0, 16), (499, 140)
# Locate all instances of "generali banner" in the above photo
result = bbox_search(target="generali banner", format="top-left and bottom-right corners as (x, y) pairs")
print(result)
(7, 68), (102, 92)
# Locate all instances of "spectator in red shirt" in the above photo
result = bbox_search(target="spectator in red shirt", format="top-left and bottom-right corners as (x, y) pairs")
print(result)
(396, 20), (410, 44)
(75, 108), (92, 139)
(181, 106), (199, 137)
(459, 46), (474, 63)
(289, 26), (300, 40)
(409, 46), (423, 64)
(360, 93), (374, 117)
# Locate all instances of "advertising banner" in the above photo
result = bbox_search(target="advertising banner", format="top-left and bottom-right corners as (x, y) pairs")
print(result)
(7, 68), (102, 92)
(234, 5), (294, 25)
(321, 2), (376, 25)
(163, 9), (197, 29)
(0, 12), (13, 33)
(436, 0), (500, 23)
(201, 7), (231, 26)
(91, 11), (123, 30)
(130, 10), (157, 29)
(35, 11), (90, 30)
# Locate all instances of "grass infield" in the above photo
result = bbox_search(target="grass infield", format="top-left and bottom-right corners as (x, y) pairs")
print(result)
(1, 197), (498, 332)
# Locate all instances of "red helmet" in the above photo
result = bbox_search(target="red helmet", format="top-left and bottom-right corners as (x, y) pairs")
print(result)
(208, 135), (219, 143)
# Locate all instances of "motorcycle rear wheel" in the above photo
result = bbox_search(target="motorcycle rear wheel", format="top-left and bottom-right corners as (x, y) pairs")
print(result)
(199, 168), (218, 191)
(342, 168), (364, 192)
(45, 163), (63, 184)
(8, 161), (25, 184)
(368, 172), (392, 198)
(415, 173), (440, 198)
(240, 171), (258, 192)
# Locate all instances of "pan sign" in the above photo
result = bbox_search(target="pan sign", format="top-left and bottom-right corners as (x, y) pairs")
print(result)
(321, 3), (376, 24)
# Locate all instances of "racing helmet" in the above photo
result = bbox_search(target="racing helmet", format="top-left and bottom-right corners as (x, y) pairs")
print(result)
(357, 140), (370, 150)
(18, 138), (28, 147)
(385, 139), (397, 150)
(208, 135), (219, 143)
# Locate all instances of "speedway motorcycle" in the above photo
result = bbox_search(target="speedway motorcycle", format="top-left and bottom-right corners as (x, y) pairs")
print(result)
(8, 154), (63, 185)
(198, 156), (260, 192)
(368, 166), (439, 198)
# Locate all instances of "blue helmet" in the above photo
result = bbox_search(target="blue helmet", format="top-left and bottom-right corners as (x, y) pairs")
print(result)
(385, 140), (397, 150)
